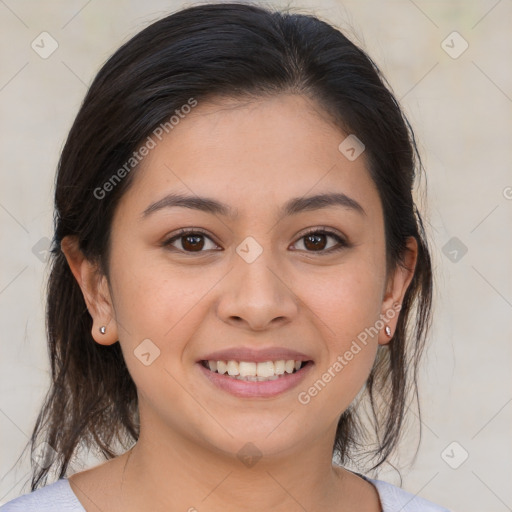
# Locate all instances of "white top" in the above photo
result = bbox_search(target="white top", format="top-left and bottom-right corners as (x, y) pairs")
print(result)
(0, 476), (450, 511)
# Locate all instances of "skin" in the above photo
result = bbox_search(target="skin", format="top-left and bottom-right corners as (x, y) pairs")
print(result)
(62, 93), (417, 512)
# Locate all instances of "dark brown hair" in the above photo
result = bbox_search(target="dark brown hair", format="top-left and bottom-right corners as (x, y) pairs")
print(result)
(19, 2), (432, 491)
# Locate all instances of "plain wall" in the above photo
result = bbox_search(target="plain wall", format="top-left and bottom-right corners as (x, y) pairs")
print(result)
(1, 1), (511, 511)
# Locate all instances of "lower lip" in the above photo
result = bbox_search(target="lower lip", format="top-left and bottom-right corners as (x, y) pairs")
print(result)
(197, 361), (314, 398)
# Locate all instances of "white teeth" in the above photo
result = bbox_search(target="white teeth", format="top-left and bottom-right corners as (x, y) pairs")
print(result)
(284, 360), (295, 373)
(204, 359), (306, 379)
(235, 375), (279, 382)
(256, 361), (274, 377)
(274, 360), (285, 374)
(239, 361), (257, 377)
(216, 361), (227, 374)
(227, 360), (240, 376)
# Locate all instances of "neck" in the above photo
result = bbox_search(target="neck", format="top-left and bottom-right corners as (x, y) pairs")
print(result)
(112, 409), (379, 512)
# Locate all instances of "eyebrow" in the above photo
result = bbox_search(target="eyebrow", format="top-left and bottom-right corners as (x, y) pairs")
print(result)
(141, 191), (366, 220)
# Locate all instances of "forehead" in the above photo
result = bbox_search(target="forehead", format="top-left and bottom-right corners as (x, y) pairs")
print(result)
(116, 94), (381, 223)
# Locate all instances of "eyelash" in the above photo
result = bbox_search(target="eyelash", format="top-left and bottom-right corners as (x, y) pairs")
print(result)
(161, 227), (349, 255)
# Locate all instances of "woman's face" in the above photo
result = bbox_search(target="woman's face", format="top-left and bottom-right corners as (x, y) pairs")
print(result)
(79, 94), (415, 461)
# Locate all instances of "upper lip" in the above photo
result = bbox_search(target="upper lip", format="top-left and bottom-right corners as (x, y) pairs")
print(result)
(198, 347), (313, 363)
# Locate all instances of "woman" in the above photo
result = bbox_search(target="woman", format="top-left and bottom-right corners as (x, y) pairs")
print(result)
(1, 3), (449, 511)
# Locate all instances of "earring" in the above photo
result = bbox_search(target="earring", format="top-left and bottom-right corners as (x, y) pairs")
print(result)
(385, 325), (392, 337)
(99, 326), (106, 334)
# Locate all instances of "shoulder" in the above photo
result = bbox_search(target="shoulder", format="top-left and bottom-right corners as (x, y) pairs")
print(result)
(0, 478), (85, 512)
(367, 477), (451, 512)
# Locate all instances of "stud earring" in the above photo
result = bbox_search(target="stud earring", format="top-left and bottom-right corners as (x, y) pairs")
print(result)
(385, 325), (392, 337)
(99, 326), (106, 334)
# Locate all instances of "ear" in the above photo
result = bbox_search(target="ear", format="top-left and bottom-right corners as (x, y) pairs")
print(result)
(60, 235), (118, 346)
(378, 236), (418, 346)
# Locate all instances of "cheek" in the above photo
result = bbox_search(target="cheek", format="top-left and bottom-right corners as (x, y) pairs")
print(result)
(109, 250), (218, 364)
(298, 259), (385, 346)
(109, 258), (211, 413)
(292, 258), (384, 404)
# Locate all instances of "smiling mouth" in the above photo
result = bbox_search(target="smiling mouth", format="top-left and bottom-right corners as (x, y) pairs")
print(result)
(200, 359), (312, 382)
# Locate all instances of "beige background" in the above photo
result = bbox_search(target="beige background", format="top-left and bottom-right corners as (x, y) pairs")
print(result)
(1, 1), (511, 511)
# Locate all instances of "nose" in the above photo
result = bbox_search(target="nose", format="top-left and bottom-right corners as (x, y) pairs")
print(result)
(216, 246), (299, 331)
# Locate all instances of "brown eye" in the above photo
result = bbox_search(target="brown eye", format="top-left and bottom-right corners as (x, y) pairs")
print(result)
(180, 234), (206, 251)
(304, 232), (328, 251)
(293, 229), (348, 253)
(163, 229), (219, 253)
